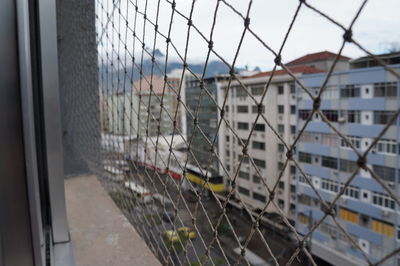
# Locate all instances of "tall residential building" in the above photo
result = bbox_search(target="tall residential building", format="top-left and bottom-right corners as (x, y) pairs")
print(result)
(295, 55), (400, 265)
(220, 51), (350, 219)
(185, 74), (230, 176)
(133, 75), (175, 137)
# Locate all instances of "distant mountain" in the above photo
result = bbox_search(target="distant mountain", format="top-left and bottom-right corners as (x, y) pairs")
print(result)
(99, 48), (253, 92)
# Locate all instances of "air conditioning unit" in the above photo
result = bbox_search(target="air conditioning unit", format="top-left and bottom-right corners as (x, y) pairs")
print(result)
(261, 133), (265, 138)
(358, 239), (369, 254)
(278, 115), (283, 120)
(388, 182), (395, 189)
(291, 95), (296, 100)
(338, 117), (346, 123)
(341, 197), (348, 204)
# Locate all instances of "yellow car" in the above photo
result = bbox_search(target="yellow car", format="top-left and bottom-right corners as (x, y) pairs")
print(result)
(163, 230), (179, 243)
(178, 227), (196, 240)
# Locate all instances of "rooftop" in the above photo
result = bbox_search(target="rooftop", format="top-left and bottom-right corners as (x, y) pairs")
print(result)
(245, 65), (325, 79)
(286, 51), (351, 66)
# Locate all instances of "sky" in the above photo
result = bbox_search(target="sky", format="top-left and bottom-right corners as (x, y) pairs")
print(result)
(97, 0), (400, 71)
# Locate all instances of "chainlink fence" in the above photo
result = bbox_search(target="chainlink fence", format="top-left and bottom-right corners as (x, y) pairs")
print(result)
(82, 0), (400, 265)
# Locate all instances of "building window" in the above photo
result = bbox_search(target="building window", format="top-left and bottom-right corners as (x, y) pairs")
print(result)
(322, 110), (339, 122)
(238, 122), (249, 130)
(340, 110), (360, 123)
(253, 192), (266, 203)
(239, 171), (250, 180)
(299, 175), (310, 185)
(371, 219), (394, 238)
(252, 141), (265, 150)
(372, 165), (396, 183)
(277, 162), (284, 170)
(299, 213), (309, 224)
(278, 85), (284, 95)
(251, 85), (264, 96)
(210, 118), (217, 128)
(239, 155), (250, 164)
(226, 164), (230, 171)
(290, 184), (296, 193)
(340, 85), (361, 98)
(321, 156), (338, 169)
(373, 139), (398, 155)
(238, 186), (250, 196)
(340, 136), (361, 149)
(374, 82), (397, 97)
(339, 159), (357, 173)
(278, 181), (285, 189)
(290, 105), (296, 114)
(374, 111), (396, 125)
(225, 105), (229, 112)
(278, 143), (285, 152)
(339, 208), (358, 224)
(278, 124), (284, 133)
(372, 192), (395, 210)
(321, 178), (339, 193)
(341, 184), (360, 199)
(226, 135), (230, 142)
(226, 150), (230, 156)
(290, 165), (296, 174)
(252, 104), (265, 113)
(253, 158), (266, 168)
(278, 199), (285, 208)
(254, 123), (265, 132)
(289, 83), (296, 94)
(253, 175), (261, 184)
(278, 105), (284, 114)
(237, 105), (249, 113)
(290, 125), (296, 134)
(299, 152), (312, 163)
(299, 110), (311, 120)
(236, 87), (247, 97)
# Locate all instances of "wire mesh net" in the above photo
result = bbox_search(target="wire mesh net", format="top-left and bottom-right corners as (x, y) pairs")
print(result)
(82, 0), (400, 265)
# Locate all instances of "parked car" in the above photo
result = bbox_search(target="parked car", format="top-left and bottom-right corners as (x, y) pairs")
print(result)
(183, 190), (197, 203)
(177, 226), (196, 240)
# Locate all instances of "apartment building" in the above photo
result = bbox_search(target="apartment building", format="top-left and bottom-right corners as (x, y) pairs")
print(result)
(295, 54), (400, 265)
(185, 74), (230, 175)
(221, 51), (350, 218)
(133, 75), (175, 137)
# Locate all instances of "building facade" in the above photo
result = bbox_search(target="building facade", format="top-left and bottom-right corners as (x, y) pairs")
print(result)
(185, 75), (229, 176)
(295, 61), (400, 265)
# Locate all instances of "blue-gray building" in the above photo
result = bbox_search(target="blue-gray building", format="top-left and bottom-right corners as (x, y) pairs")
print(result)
(295, 55), (400, 265)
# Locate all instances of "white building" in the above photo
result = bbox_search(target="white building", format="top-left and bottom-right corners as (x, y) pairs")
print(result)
(220, 51), (350, 218)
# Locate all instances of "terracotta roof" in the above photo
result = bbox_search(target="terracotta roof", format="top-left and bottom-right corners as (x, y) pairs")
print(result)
(245, 65), (324, 79)
(286, 51), (351, 66)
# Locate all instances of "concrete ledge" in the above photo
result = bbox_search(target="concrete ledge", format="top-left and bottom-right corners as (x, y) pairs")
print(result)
(65, 175), (161, 266)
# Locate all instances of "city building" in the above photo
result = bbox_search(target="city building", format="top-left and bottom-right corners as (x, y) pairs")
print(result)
(133, 75), (176, 137)
(295, 54), (400, 265)
(220, 51), (350, 218)
(185, 74), (230, 176)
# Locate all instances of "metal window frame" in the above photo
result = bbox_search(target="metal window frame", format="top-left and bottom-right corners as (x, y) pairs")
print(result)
(16, 0), (75, 264)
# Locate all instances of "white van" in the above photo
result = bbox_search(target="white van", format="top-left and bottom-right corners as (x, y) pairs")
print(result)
(124, 181), (152, 204)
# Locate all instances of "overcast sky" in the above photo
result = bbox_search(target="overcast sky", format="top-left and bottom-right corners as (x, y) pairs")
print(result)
(98, 0), (400, 71)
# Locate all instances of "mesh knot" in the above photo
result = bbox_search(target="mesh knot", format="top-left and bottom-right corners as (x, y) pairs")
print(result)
(325, 206), (335, 217)
(220, 109), (225, 118)
(357, 157), (367, 169)
(171, 1), (176, 9)
(154, 24), (158, 31)
(173, 120), (177, 128)
(209, 146), (214, 153)
(193, 117), (198, 125)
(199, 81), (205, 90)
(208, 41), (214, 49)
(274, 55), (282, 66)
(143, 14), (146, 20)
(244, 17), (250, 28)
(242, 147), (248, 155)
(166, 37), (171, 43)
(269, 191), (275, 201)
(343, 29), (353, 42)
(142, 43), (145, 49)
(241, 248), (246, 257)
(286, 149), (293, 160)
(229, 69), (235, 76)
(151, 56), (155, 63)
(313, 96), (321, 110)
(183, 62), (188, 68)
(187, 19), (193, 26)
(298, 240), (305, 249)
(257, 103), (264, 114)
(299, 0), (306, 3)
(164, 75), (168, 82)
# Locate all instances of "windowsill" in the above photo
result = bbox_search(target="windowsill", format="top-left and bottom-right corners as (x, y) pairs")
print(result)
(65, 175), (161, 266)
